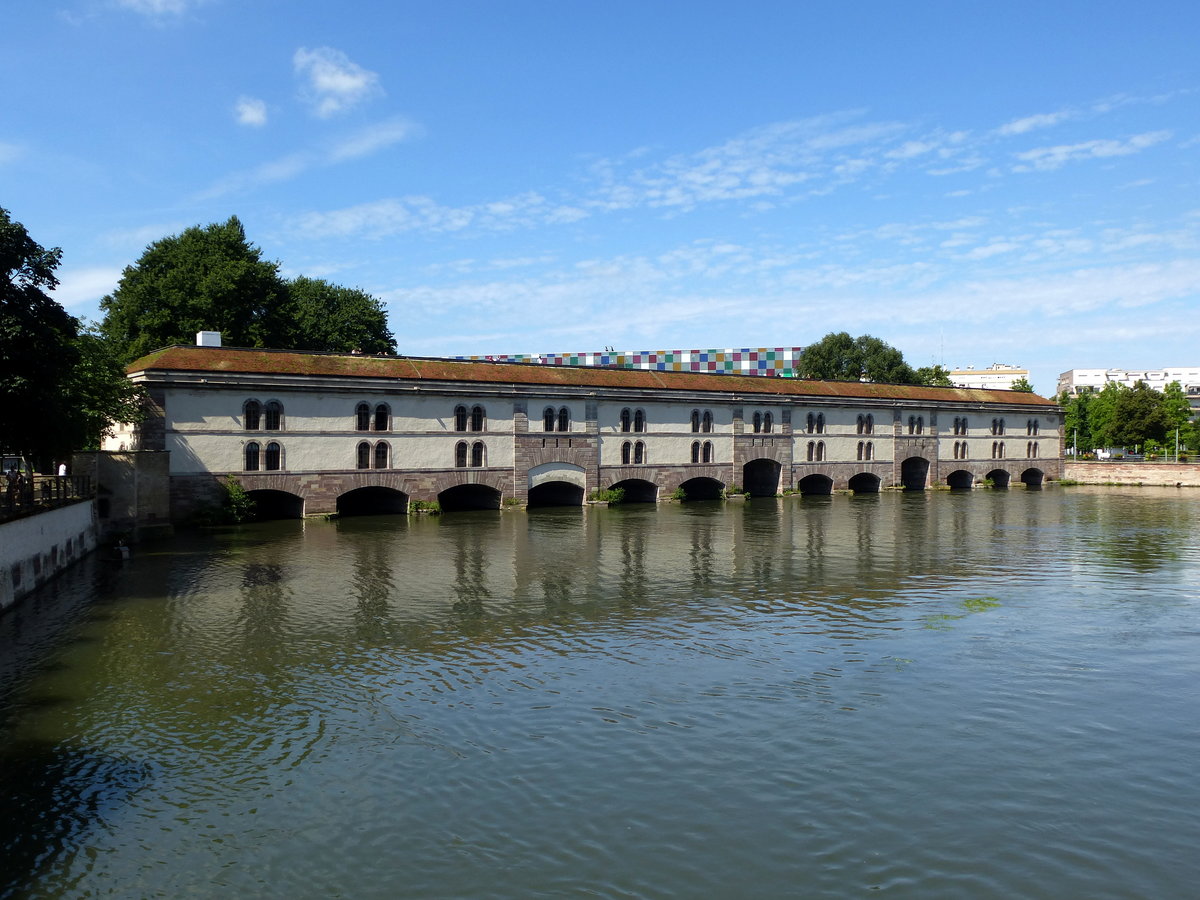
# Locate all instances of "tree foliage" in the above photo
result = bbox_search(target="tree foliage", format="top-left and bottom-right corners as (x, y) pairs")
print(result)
(2, 208), (142, 461)
(1, 207), (79, 461)
(100, 217), (398, 361)
(798, 332), (917, 384)
(1058, 389), (1093, 453)
(1109, 380), (1166, 449)
(913, 364), (953, 387)
(1009, 376), (1034, 392)
(100, 216), (290, 363)
(286, 276), (395, 355)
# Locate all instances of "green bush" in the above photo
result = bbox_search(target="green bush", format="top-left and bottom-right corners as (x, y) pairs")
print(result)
(410, 499), (441, 515)
(669, 486), (687, 501)
(588, 487), (625, 504)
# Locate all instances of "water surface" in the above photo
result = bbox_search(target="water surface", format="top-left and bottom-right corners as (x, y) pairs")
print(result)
(2, 487), (1198, 898)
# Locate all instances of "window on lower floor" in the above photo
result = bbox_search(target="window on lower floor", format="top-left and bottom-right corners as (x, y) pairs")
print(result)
(471, 441), (485, 467)
(264, 441), (282, 470)
(357, 441), (371, 469)
(244, 441), (260, 471)
(374, 441), (390, 469)
(455, 441), (468, 467)
(703, 441), (713, 463)
(633, 441), (645, 464)
(691, 441), (700, 463)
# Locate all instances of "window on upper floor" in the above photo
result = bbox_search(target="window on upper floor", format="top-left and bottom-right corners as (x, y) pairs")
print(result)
(702, 410), (713, 433)
(544, 407), (556, 432)
(455, 405), (468, 432)
(752, 411), (762, 434)
(620, 408), (631, 433)
(356, 402), (371, 432)
(633, 409), (646, 433)
(691, 409), (701, 433)
(470, 405), (485, 432)
(374, 404), (390, 432)
(264, 401), (283, 431)
(244, 400), (262, 431)
(763, 412), (774, 434)
(557, 407), (569, 433)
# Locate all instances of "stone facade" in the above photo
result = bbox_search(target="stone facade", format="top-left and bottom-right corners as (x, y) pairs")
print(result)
(114, 346), (1065, 520)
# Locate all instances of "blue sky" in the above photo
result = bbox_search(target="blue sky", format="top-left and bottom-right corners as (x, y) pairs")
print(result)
(3, 1), (1198, 395)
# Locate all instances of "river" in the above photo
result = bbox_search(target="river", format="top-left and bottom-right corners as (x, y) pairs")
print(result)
(2, 486), (1198, 898)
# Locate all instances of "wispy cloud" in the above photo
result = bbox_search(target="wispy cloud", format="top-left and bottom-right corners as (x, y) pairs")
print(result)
(234, 96), (267, 127)
(0, 141), (22, 165)
(996, 110), (1074, 136)
(114, 0), (206, 17)
(294, 46), (382, 118)
(198, 117), (420, 198)
(1012, 130), (1172, 171)
(50, 266), (123, 309)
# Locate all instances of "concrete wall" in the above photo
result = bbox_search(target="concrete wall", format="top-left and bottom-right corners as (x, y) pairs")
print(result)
(0, 500), (97, 613)
(71, 451), (172, 539)
(1064, 462), (1200, 487)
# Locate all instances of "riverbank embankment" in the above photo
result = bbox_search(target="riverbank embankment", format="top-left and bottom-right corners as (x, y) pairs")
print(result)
(0, 501), (98, 613)
(1064, 461), (1200, 487)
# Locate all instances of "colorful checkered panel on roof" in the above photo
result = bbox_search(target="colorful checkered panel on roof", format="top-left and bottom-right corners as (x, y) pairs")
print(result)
(455, 348), (805, 377)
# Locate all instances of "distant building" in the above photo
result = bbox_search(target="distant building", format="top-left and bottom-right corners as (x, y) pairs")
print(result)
(455, 347), (807, 377)
(948, 364), (1029, 391)
(1057, 367), (1200, 411)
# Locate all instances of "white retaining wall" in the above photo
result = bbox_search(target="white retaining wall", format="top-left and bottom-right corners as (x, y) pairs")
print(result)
(0, 502), (98, 613)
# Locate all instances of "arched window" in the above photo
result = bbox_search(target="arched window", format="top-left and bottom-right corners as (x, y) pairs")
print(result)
(1033, 420), (1039, 436)
(691, 441), (700, 463)
(752, 411), (762, 434)
(807, 441), (815, 462)
(543, 407), (556, 431)
(374, 404), (389, 432)
(807, 412), (815, 434)
(265, 401), (282, 431)
(916, 416), (924, 435)
(470, 405), (485, 432)
(356, 402), (371, 431)
(702, 410), (713, 433)
(634, 441), (645, 464)
(620, 408), (631, 432)
(991, 418), (998, 435)
(1033, 441), (1039, 457)
(633, 409), (646, 433)
(455, 405), (468, 432)
(471, 441), (485, 467)
(865, 442), (873, 461)
(621, 441), (631, 464)
(909, 415), (916, 435)
(999, 419), (1006, 435)
(999, 441), (1005, 457)
(557, 407), (570, 432)
(865, 414), (873, 435)
(857, 441), (864, 461)
(244, 400), (262, 430)
(816, 413), (825, 434)
(455, 441), (468, 467)
(703, 441), (713, 463)
(265, 441), (281, 470)
(817, 441), (826, 461)
(992, 441), (998, 458)
(763, 412), (773, 433)
(856, 415), (864, 435)
(691, 409), (701, 433)
(357, 441), (371, 469)
(374, 442), (389, 469)
(244, 441), (260, 471)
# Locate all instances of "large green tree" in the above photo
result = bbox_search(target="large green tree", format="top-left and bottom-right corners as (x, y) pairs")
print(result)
(286, 276), (395, 354)
(1010, 376), (1034, 392)
(797, 332), (917, 384)
(100, 216), (290, 362)
(1, 207), (79, 461)
(1109, 380), (1166, 450)
(1088, 382), (1123, 450)
(913, 364), (953, 387)
(1058, 389), (1094, 454)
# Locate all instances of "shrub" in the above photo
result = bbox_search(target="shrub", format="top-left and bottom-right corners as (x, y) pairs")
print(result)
(588, 487), (625, 504)
(410, 499), (441, 515)
(669, 486), (687, 501)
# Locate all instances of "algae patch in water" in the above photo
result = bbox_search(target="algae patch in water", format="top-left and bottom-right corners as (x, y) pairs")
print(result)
(962, 596), (1001, 612)
(923, 597), (1002, 629)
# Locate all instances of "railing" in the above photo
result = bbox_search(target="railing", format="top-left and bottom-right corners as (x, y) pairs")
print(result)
(1, 475), (94, 523)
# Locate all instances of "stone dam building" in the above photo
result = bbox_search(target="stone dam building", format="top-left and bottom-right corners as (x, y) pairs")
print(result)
(108, 344), (1064, 519)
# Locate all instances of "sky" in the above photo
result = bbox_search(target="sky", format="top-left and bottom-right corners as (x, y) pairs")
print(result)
(3, 1), (1198, 396)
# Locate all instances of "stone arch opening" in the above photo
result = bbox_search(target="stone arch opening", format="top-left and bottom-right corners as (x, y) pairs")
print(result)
(796, 473), (834, 496)
(946, 470), (974, 490)
(439, 483), (501, 511)
(1021, 468), (1045, 488)
(987, 469), (1011, 489)
(742, 458), (781, 497)
(247, 489), (305, 520)
(527, 481), (585, 508)
(678, 477), (724, 501)
(848, 472), (881, 494)
(608, 478), (658, 503)
(337, 486), (408, 517)
(901, 457), (930, 491)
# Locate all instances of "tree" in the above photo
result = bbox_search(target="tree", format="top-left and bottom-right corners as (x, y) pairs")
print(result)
(1088, 382), (1123, 450)
(798, 332), (917, 384)
(914, 364), (953, 387)
(1058, 389), (1093, 455)
(1010, 376), (1034, 392)
(1, 207), (80, 462)
(100, 216), (290, 362)
(286, 276), (395, 354)
(60, 325), (146, 450)
(1109, 380), (1166, 450)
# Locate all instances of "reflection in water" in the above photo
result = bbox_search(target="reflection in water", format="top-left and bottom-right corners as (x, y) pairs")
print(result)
(1, 487), (1199, 898)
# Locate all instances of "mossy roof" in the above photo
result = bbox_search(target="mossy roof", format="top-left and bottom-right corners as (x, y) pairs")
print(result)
(127, 345), (1058, 407)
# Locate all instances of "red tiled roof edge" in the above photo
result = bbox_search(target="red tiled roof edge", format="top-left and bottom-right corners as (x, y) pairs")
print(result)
(126, 345), (1059, 406)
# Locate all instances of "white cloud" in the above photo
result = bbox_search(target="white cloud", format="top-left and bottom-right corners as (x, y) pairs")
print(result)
(234, 96), (267, 127)
(114, 0), (204, 16)
(996, 110), (1073, 136)
(293, 47), (382, 118)
(50, 266), (123, 309)
(327, 117), (421, 162)
(1013, 130), (1172, 171)
(0, 141), (22, 164)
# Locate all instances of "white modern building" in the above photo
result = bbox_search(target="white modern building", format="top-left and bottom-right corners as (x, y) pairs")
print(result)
(1057, 367), (1200, 411)
(949, 364), (1029, 391)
